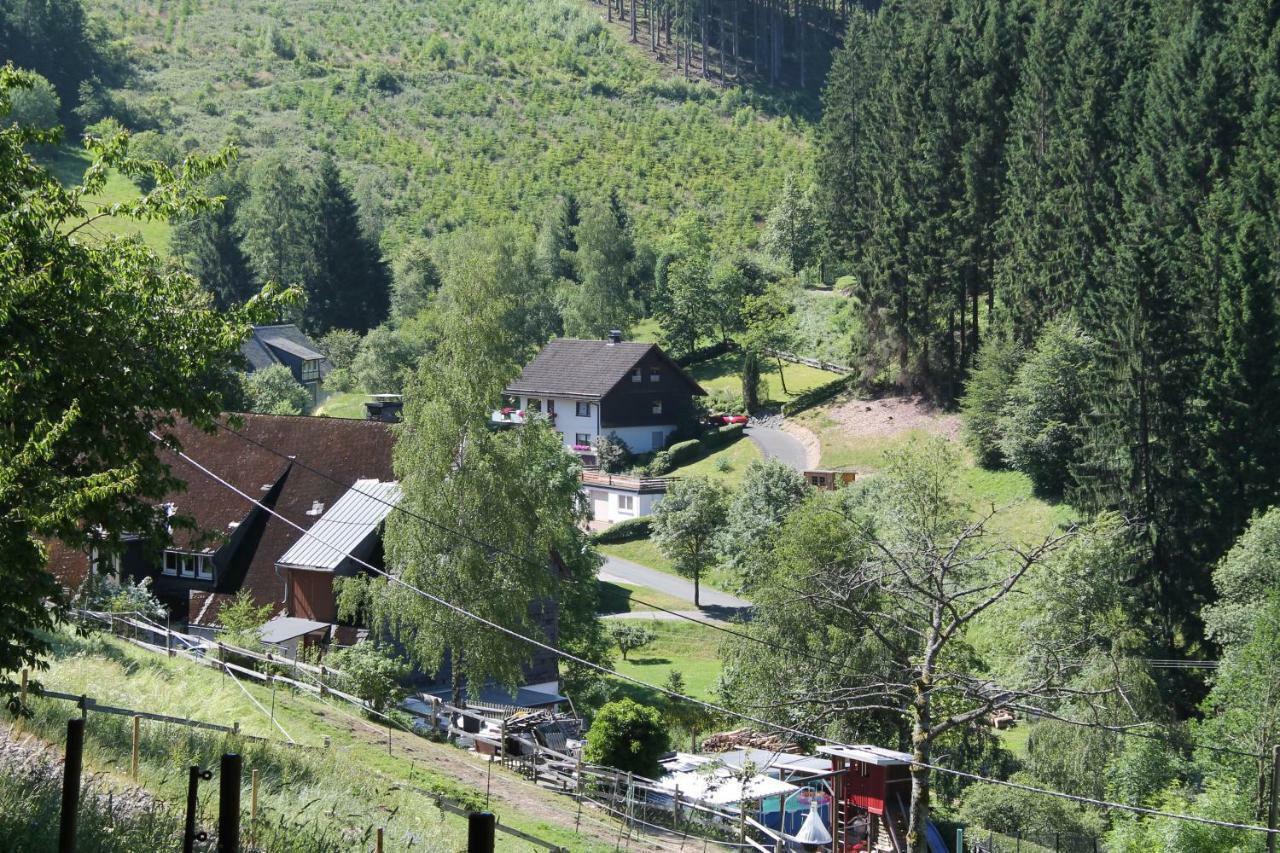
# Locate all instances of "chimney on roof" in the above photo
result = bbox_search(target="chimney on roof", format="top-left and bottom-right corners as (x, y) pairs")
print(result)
(607, 329), (622, 345)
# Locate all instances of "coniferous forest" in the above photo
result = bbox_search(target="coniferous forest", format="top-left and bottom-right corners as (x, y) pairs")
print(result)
(816, 0), (1280, 673)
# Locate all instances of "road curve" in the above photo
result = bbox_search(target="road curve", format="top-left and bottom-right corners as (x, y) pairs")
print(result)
(599, 553), (751, 614)
(744, 426), (808, 472)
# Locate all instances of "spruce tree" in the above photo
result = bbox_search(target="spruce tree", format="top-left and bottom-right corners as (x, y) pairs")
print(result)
(172, 168), (255, 309)
(304, 155), (390, 333)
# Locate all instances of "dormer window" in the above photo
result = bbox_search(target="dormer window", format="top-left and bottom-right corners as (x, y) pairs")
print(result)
(652, 399), (663, 415)
(631, 368), (642, 383)
(301, 359), (321, 382)
(164, 550), (214, 581)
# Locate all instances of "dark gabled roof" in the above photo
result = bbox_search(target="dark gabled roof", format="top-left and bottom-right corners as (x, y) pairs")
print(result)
(44, 413), (395, 618)
(240, 325), (331, 375)
(505, 339), (706, 399)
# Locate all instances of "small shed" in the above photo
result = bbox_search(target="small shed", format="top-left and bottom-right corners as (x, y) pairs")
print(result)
(803, 469), (858, 490)
(818, 745), (912, 817)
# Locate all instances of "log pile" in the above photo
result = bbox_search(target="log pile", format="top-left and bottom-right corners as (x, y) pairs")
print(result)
(700, 729), (802, 754)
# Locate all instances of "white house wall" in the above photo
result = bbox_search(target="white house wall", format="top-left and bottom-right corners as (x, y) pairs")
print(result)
(602, 424), (677, 454)
(584, 485), (665, 524)
(520, 396), (600, 450)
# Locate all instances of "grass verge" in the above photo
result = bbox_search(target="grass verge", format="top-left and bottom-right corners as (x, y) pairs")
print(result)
(608, 620), (725, 703)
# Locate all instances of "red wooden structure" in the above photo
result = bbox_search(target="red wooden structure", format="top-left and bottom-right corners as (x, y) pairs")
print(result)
(818, 745), (914, 851)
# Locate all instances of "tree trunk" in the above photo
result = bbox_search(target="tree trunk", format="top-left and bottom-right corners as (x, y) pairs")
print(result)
(776, 355), (790, 394)
(693, 569), (701, 607)
(631, 0), (637, 39)
(701, 0), (709, 77)
(908, 674), (932, 853)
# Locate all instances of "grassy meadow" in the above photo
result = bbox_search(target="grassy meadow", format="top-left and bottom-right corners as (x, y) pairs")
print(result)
(41, 146), (173, 251)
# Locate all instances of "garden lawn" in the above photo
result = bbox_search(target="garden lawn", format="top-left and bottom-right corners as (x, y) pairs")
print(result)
(42, 146), (173, 252)
(598, 538), (675, 574)
(687, 351), (842, 406)
(609, 620), (725, 702)
(314, 391), (368, 419)
(667, 434), (761, 487)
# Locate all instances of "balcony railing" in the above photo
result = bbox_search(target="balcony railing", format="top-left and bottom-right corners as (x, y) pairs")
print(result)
(580, 470), (673, 493)
(491, 409), (557, 425)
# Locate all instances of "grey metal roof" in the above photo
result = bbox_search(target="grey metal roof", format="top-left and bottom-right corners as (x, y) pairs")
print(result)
(714, 748), (833, 776)
(258, 616), (331, 644)
(505, 338), (705, 399)
(817, 744), (913, 765)
(417, 684), (567, 709)
(240, 324), (330, 374)
(276, 479), (401, 570)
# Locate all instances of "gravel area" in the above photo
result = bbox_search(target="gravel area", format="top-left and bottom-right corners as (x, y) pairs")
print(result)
(823, 395), (961, 442)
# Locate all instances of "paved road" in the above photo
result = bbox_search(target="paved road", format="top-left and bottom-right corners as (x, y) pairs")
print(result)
(744, 425), (808, 472)
(599, 554), (751, 618)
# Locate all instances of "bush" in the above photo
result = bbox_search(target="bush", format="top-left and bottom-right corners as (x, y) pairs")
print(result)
(583, 698), (670, 778)
(666, 439), (703, 466)
(243, 364), (311, 415)
(594, 433), (633, 474)
(591, 515), (653, 544)
(780, 374), (852, 416)
(325, 641), (410, 713)
(646, 450), (674, 476)
(6, 71), (60, 131)
(674, 339), (737, 367)
(608, 623), (654, 661)
(319, 328), (362, 369)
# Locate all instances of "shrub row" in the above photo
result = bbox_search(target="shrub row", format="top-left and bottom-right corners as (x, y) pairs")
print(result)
(674, 339), (738, 367)
(591, 515), (654, 544)
(781, 375), (854, 416)
(705, 422), (745, 448)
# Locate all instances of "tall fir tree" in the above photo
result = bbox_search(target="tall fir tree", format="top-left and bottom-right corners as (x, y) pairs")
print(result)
(304, 156), (389, 333)
(172, 167), (255, 309)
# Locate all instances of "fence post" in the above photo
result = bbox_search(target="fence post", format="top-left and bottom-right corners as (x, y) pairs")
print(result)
(429, 697), (438, 733)
(574, 760), (584, 833)
(467, 811), (496, 852)
(319, 665), (328, 697)
(376, 827), (384, 853)
(1268, 743), (1280, 853)
(182, 764), (211, 853)
(131, 715), (140, 780)
(956, 827), (964, 852)
(219, 752), (241, 853)
(57, 717), (85, 853)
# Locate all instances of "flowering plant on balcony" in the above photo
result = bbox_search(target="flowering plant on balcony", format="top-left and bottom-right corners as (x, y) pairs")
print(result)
(572, 444), (592, 452)
(501, 407), (514, 415)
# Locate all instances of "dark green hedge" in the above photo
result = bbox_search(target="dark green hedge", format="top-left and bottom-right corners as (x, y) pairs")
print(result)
(782, 376), (853, 416)
(667, 439), (703, 466)
(674, 339), (737, 367)
(591, 515), (654, 544)
(705, 423), (745, 448)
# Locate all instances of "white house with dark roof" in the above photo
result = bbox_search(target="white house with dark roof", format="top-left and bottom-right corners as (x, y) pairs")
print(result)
(497, 332), (707, 457)
(240, 324), (331, 402)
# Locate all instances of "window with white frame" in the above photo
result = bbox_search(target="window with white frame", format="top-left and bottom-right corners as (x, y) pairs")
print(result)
(618, 495), (634, 511)
(300, 359), (320, 381)
(575, 433), (591, 446)
(527, 397), (542, 413)
(546, 399), (556, 414)
(163, 550), (214, 581)
(576, 401), (591, 417)
(651, 399), (663, 415)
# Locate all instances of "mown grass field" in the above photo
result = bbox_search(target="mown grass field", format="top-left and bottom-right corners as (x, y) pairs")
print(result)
(84, 0), (809, 248)
(597, 579), (692, 614)
(40, 146), (173, 251)
(609, 620), (725, 702)
(687, 350), (842, 406)
(21, 628), (617, 851)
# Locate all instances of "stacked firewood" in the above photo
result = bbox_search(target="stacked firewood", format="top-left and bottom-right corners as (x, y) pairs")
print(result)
(700, 729), (802, 754)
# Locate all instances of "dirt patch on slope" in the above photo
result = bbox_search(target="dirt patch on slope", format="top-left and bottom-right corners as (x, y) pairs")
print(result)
(823, 395), (962, 443)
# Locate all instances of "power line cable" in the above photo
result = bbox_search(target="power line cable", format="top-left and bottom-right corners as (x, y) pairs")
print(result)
(156, 432), (1280, 837)
(208, 422), (1247, 757)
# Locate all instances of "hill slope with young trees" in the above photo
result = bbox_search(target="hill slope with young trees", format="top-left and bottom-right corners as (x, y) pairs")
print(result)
(75, 0), (809, 250)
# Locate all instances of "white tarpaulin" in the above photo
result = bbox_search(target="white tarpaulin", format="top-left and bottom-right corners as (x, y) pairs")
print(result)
(654, 753), (798, 807)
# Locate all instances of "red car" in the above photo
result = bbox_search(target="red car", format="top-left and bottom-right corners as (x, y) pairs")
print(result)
(707, 413), (749, 426)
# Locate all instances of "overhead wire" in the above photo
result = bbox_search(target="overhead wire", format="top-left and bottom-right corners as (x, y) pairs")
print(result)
(156, 432), (1280, 836)
(210, 421), (1237, 757)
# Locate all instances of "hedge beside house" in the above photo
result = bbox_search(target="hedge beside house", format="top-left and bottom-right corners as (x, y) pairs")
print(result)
(591, 515), (654, 544)
(704, 423), (745, 448)
(781, 375), (853, 416)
